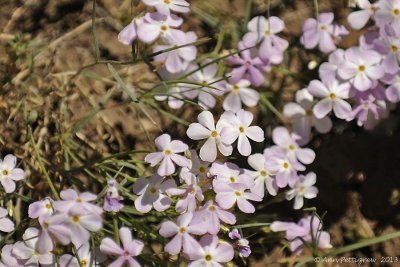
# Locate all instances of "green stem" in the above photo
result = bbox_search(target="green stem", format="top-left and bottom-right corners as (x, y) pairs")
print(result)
(243, 0), (253, 31)
(29, 127), (60, 200)
(113, 215), (120, 245)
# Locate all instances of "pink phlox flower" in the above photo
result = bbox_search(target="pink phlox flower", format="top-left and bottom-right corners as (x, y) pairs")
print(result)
(159, 212), (207, 255)
(338, 46), (384, 91)
(348, 0), (378, 29)
(28, 198), (54, 220)
(285, 172), (319, 209)
(191, 200), (236, 235)
(133, 174), (176, 213)
(223, 79), (260, 112)
(272, 126), (316, 165)
(141, 0), (190, 15)
(210, 161), (254, 188)
(307, 78), (352, 119)
(186, 62), (226, 109)
(0, 154), (25, 194)
(100, 227), (144, 267)
(300, 12), (348, 54)
(283, 89), (333, 145)
(264, 147), (305, 188)
(186, 111), (233, 162)
(167, 174), (204, 213)
(144, 133), (190, 176)
(59, 242), (105, 267)
(12, 227), (55, 266)
(375, 0), (400, 29)
(53, 188), (103, 216)
(244, 153), (278, 198)
(228, 229), (251, 257)
(271, 216), (332, 255)
(186, 235), (234, 267)
(213, 180), (262, 214)
(219, 109), (265, 156)
(153, 31), (197, 74)
(118, 17), (144, 45)
(0, 207), (15, 233)
(227, 41), (267, 86)
(138, 12), (184, 43)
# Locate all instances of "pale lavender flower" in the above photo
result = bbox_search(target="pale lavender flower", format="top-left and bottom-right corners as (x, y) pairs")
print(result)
(308, 79), (352, 119)
(118, 17), (143, 45)
(272, 126), (316, 165)
(319, 49), (345, 81)
(59, 243), (105, 267)
(210, 162), (254, 188)
(385, 73), (400, 102)
(153, 31), (197, 73)
(186, 235), (234, 267)
(38, 214), (71, 250)
(223, 79), (260, 112)
(142, 0), (189, 15)
(67, 212), (103, 247)
(166, 174), (203, 213)
(285, 172), (318, 209)
(144, 134), (190, 176)
(0, 207), (14, 233)
(227, 42), (266, 86)
(186, 111), (233, 162)
(191, 200), (236, 235)
(159, 212), (206, 255)
(245, 153), (278, 198)
(271, 216), (332, 254)
(53, 189), (103, 215)
(300, 12), (348, 54)
(0, 154), (25, 193)
(28, 198), (54, 220)
(138, 12), (183, 43)
(283, 89), (332, 145)
(338, 47), (383, 91)
(0, 245), (21, 267)
(265, 149), (305, 188)
(375, 0), (400, 28)
(373, 27), (400, 75)
(133, 175), (176, 213)
(179, 150), (210, 183)
(104, 179), (124, 212)
(100, 227), (144, 267)
(347, 0), (377, 29)
(13, 227), (55, 266)
(220, 109), (265, 156)
(213, 181), (262, 213)
(186, 62), (226, 109)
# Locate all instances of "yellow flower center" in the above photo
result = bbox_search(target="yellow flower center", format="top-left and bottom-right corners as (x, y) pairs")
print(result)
(329, 93), (336, 100)
(229, 176), (236, 183)
(2, 169), (9, 176)
(210, 131), (218, 138)
(160, 25), (168, 32)
(189, 188), (196, 194)
(45, 203), (52, 209)
(43, 222), (49, 229)
(283, 162), (289, 169)
(393, 8), (400, 16)
(179, 227), (187, 234)
(358, 65), (366, 72)
(288, 144), (295, 150)
(199, 166), (206, 173)
(208, 205), (216, 212)
(72, 215), (80, 223)
(260, 170), (268, 177)
(164, 149), (172, 155)
(76, 197), (83, 203)
(391, 45), (398, 53)
(320, 25), (327, 31)
(298, 186), (305, 193)
(232, 85), (239, 92)
(164, 0), (171, 4)
(306, 109), (313, 116)
(205, 254), (212, 261)
(80, 260), (88, 267)
(150, 187), (157, 194)
(239, 126), (245, 133)
(363, 102), (369, 109)
(235, 191), (242, 196)
(264, 30), (270, 36)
